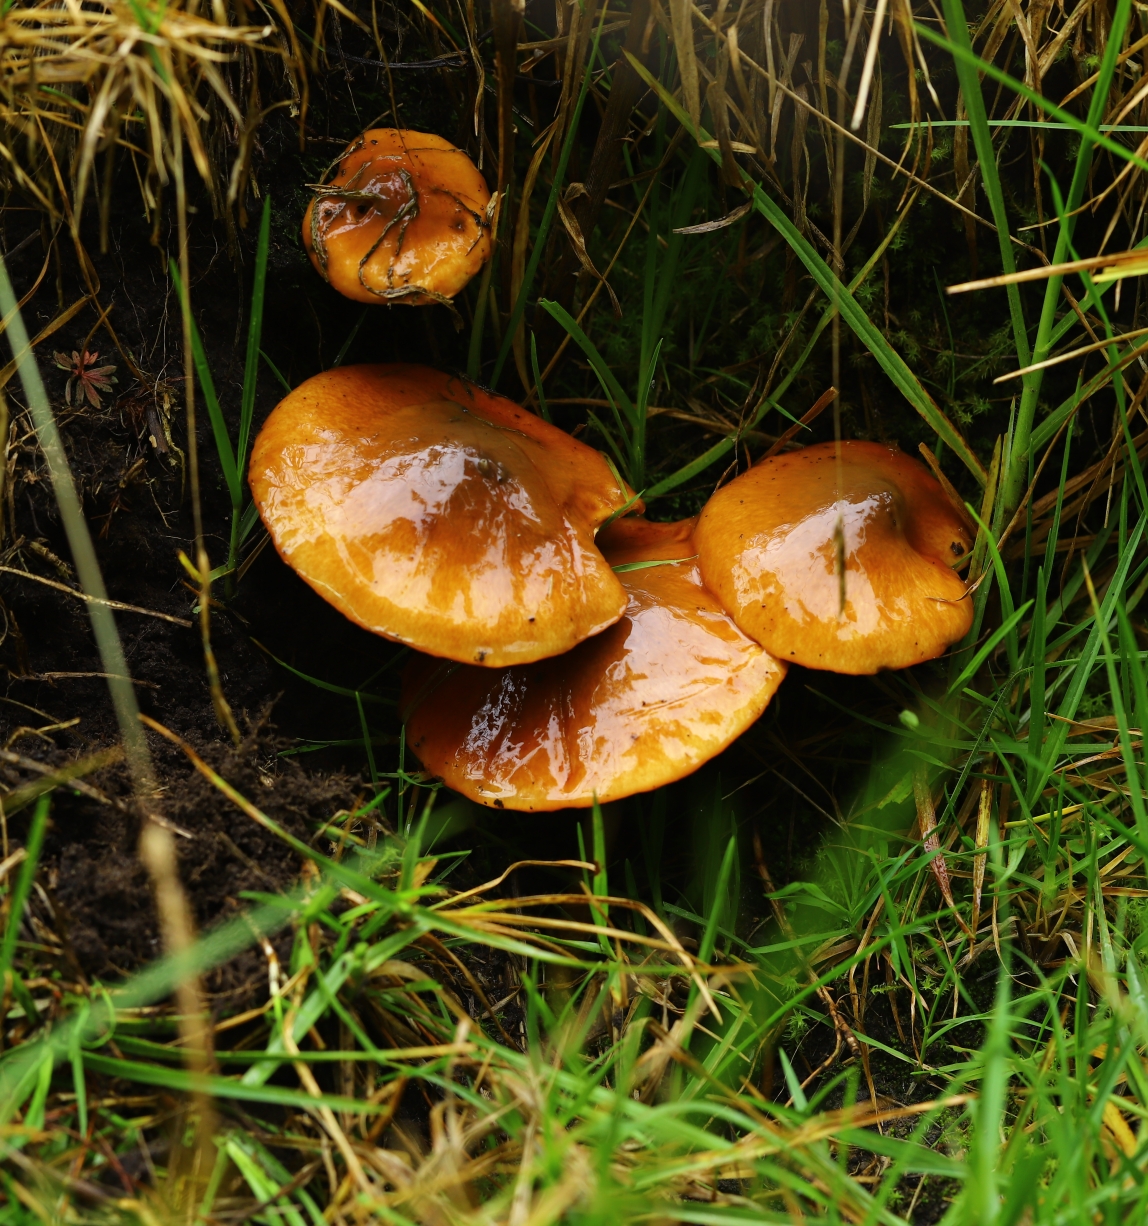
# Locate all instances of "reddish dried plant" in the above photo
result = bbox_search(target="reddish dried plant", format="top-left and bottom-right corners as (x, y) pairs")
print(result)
(53, 348), (118, 408)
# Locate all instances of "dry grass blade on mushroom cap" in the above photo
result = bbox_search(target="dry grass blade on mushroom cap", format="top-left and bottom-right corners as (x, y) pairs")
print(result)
(304, 129), (495, 308)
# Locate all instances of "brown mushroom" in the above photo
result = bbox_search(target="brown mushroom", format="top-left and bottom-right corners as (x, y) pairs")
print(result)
(304, 129), (494, 307)
(248, 364), (635, 667)
(693, 440), (973, 674)
(401, 516), (787, 811)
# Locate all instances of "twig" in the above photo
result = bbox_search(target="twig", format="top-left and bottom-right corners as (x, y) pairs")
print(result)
(761, 387), (837, 460)
(22, 671), (162, 687)
(0, 565), (192, 626)
(0, 745), (126, 812)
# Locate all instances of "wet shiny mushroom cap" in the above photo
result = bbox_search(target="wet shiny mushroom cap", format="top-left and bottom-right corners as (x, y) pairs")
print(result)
(693, 440), (973, 674)
(248, 364), (634, 667)
(303, 129), (493, 306)
(401, 516), (787, 811)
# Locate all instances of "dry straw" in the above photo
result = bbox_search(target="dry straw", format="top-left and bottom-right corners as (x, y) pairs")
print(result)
(0, 0), (301, 233)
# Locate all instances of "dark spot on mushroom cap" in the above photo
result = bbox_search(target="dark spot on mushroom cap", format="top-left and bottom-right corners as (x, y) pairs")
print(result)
(951, 540), (963, 556)
(475, 456), (508, 483)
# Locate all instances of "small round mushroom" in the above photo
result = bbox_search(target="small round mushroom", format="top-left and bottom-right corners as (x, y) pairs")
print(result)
(693, 440), (973, 674)
(248, 364), (634, 667)
(401, 516), (787, 811)
(304, 129), (494, 307)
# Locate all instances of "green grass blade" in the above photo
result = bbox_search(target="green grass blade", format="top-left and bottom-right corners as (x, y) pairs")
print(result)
(914, 13), (1145, 176)
(921, 0), (1133, 516)
(332, 305), (369, 370)
(642, 207), (913, 501)
(699, 836), (736, 968)
(0, 796), (49, 985)
(643, 432), (738, 501)
(1038, 513), (1147, 796)
(492, 17), (603, 386)
(540, 300), (635, 423)
(356, 691), (379, 789)
(646, 151), (706, 361)
(1117, 605), (1148, 803)
(590, 800), (611, 955)
(624, 52), (986, 486)
(238, 195), (271, 476)
(66, 1001), (89, 1137)
(1087, 585), (1147, 838)
(530, 332), (550, 422)
(170, 258), (241, 507)
(949, 602), (1032, 696)
(962, 955), (1012, 1224)
(1026, 565), (1048, 801)
(238, 499), (261, 546)
(540, 300), (642, 482)
(0, 253), (157, 790)
(253, 640), (394, 703)
(967, 504), (1019, 674)
(938, 0), (1028, 368)
(260, 348), (292, 393)
(80, 1052), (394, 1114)
(0, 893), (301, 1116)
(1043, 420), (1073, 580)
(1043, 235), (1148, 356)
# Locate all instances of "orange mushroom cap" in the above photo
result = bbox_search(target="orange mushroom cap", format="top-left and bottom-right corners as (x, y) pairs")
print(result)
(304, 129), (493, 307)
(248, 364), (636, 667)
(693, 440), (973, 674)
(401, 516), (787, 811)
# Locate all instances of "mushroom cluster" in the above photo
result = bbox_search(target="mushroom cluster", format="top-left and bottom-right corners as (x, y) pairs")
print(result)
(249, 379), (971, 810)
(248, 126), (975, 812)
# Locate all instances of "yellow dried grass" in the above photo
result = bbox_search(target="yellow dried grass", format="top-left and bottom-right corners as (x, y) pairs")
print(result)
(0, 0), (302, 230)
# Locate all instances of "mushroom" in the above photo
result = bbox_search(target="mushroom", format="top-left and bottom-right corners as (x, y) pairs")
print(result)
(248, 363), (635, 667)
(400, 515), (787, 810)
(693, 440), (973, 674)
(304, 129), (494, 307)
